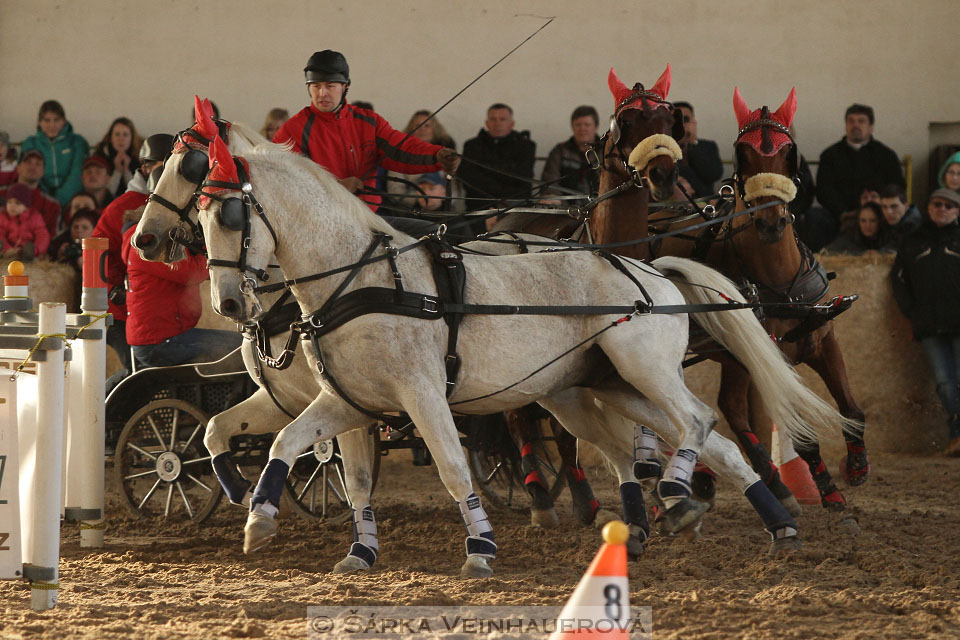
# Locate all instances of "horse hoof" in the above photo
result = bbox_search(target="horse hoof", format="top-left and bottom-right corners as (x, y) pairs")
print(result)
(837, 514), (860, 536)
(677, 519), (703, 542)
(839, 455), (870, 487)
(531, 507), (560, 528)
(593, 508), (620, 530)
(333, 555), (370, 574)
(243, 512), (278, 555)
(768, 535), (802, 556)
(779, 494), (803, 518)
(658, 498), (710, 535)
(460, 555), (494, 579)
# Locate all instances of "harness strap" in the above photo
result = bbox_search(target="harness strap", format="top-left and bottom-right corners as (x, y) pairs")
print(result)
(300, 112), (316, 159)
(424, 237), (466, 397)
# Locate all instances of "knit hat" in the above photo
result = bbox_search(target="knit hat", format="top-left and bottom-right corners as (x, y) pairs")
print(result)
(82, 154), (111, 172)
(937, 150), (960, 188)
(19, 148), (43, 163)
(417, 172), (445, 187)
(929, 188), (960, 208)
(5, 183), (33, 206)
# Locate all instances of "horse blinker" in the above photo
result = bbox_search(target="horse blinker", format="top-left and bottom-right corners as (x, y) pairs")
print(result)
(219, 197), (247, 232)
(180, 148), (210, 184)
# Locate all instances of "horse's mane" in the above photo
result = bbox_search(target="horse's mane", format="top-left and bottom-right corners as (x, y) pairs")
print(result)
(240, 138), (398, 236)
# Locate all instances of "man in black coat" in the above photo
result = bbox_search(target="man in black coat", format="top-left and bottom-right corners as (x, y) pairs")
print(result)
(810, 104), (904, 249)
(891, 188), (960, 455)
(459, 103), (536, 232)
(674, 101), (724, 198)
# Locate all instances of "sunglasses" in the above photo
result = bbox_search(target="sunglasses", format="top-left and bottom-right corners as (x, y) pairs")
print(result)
(930, 200), (959, 210)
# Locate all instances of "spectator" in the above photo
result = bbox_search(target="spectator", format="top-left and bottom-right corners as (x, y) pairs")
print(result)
(62, 191), (100, 227)
(0, 131), (16, 186)
(121, 207), (242, 368)
(272, 50), (458, 213)
(19, 100), (89, 206)
(49, 207), (98, 267)
(540, 105), (601, 205)
(674, 101), (723, 197)
(259, 108), (289, 141)
(812, 103), (904, 248)
(403, 110), (456, 149)
(459, 103), (536, 229)
(93, 132), (173, 380)
(93, 117), (143, 198)
(0, 150), (62, 236)
(838, 183), (882, 233)
(81, 154), (114, 209)
(878, 183), (922, 247)
(938, 151), (960, 193)
(891, 188), (960, 455)
(824, 201), (890, 254)
(0, 182), (51, 260)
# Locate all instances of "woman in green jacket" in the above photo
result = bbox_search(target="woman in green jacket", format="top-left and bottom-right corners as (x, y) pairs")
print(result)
(20, 100), (89, 206)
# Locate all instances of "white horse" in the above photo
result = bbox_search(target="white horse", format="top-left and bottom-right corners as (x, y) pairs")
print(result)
(180, 134), (848, 577)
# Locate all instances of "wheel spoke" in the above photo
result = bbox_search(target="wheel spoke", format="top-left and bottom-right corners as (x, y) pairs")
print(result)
(146, 415), (166, 450)
(297, 460), (324, 503)
(164, 483), (174, 517)
(185, 473), (214, 493)
(484, 460), (504, 485)
(181, 455), (212, 466)
(176, 481), (194, 518)
(127, 442), (158, 461)
(321, 465), (329, 518)
(329, 465), (347, 504)
(169, 408), (180, 451)
(138, 477), (163, 510)
(124, 469), (159, 481)
(180, 422), (204, 454)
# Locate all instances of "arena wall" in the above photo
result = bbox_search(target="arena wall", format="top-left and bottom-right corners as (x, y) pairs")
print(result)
(1, 0), (957, 202)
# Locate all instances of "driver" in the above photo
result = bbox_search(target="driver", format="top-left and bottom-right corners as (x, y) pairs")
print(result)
(273, 50), (459, 223)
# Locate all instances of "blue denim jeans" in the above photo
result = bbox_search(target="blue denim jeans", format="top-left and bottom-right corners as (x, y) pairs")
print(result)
(132, 328), (243, 368)
(920, 334), (960, 436)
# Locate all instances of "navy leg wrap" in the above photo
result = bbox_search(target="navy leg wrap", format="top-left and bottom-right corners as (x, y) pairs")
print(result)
(465, 530), (497, 558)
(212, 452), (251, 505)
(620, 481), (650, 536)
(348, 542), (378, 567)
(250, 458), (290, 510)
(744, 480), (797, 537)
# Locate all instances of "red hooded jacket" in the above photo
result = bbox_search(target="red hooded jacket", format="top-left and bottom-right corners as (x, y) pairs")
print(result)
(0, 183), (61, 236)
(273, 101), (443, 210)
(121, 225), (209, 346)
(0, 207), (50, 256)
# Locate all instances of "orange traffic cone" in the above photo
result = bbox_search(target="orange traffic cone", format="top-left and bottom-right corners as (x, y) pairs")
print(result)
(772, 423), (819, 505)
(550, 521), (631, 639)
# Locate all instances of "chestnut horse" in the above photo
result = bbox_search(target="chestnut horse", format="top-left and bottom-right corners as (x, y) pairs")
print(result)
(650, 87), (868, 516)
(490, 66), (688, 530)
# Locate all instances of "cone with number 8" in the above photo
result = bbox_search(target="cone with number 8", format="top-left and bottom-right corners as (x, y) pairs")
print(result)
(549, 520), (630, 639)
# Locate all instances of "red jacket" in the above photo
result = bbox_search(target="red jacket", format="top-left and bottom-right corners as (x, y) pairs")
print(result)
(0, 183), (61, 236)
(273, 101), (443, 210)
(121, 225), (209, 346)
(0, 207), (50, 256)
(92, 190), (147, 322)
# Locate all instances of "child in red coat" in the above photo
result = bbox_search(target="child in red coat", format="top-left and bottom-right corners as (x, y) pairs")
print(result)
(0, 182), (50, 259)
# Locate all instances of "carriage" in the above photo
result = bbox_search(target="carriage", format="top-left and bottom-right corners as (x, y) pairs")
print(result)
(106, 348), (566, 524)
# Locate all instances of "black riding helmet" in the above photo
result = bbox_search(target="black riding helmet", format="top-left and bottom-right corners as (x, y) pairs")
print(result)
(304, 50), (350, 85)
(140, 133), (174, 163)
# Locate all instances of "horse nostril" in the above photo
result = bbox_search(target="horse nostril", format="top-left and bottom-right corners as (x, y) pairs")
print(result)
(219, 297), (241, 318)
(134, 233), (157, 250)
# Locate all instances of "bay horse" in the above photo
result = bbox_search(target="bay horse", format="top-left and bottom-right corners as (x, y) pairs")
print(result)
(182, 129), (847, 573)
(650, 87), (868, 515)
(490, 66), (687, 530)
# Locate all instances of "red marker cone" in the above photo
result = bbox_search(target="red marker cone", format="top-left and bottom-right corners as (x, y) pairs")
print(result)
(550, 521), (631, 639)
(772, 423), (819, 505)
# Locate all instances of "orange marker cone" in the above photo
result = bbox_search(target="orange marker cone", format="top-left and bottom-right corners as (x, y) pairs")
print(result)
(772, 423), (819, 505)
(550, 521), (631, 639)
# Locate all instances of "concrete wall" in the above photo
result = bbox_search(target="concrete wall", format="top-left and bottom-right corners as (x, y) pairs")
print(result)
(1, 0), (957, 200)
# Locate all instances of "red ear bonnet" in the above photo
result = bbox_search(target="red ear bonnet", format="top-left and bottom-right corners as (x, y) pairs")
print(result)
(200, 135), (238, 199)
(733, 87), (796, 156)
(609, 65), (672, 113)
(608, 68), (632, 109)
(193, 95), (219, 141)
(649, 64), (671, 101)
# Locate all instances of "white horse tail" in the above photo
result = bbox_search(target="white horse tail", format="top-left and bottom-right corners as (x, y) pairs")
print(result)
(651, 256), (851, 443)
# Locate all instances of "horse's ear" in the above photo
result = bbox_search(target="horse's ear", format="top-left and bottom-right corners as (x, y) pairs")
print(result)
(194, 95), (218, 140)
(650, 63), (671, 100)
(608, 67), (630, 103)
(208, 135), (239, 183)
(775, 87), (797, 127)
(733, 87), (752, 128)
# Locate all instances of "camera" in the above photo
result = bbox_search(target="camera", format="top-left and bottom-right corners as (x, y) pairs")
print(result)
(63, 238), (83, 262)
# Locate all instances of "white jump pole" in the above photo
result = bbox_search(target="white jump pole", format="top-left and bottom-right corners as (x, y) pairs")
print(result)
(77, 237), (109, 547)
(29, 302), (66, 610)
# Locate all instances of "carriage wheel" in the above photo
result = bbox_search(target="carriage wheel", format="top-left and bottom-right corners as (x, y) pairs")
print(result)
(113, 399), (222, 522)
(467, 435), (565, 512)
(281, 429), (381, 524)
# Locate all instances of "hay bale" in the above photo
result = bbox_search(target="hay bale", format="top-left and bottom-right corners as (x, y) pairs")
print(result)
(3, 258), (79, 311)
